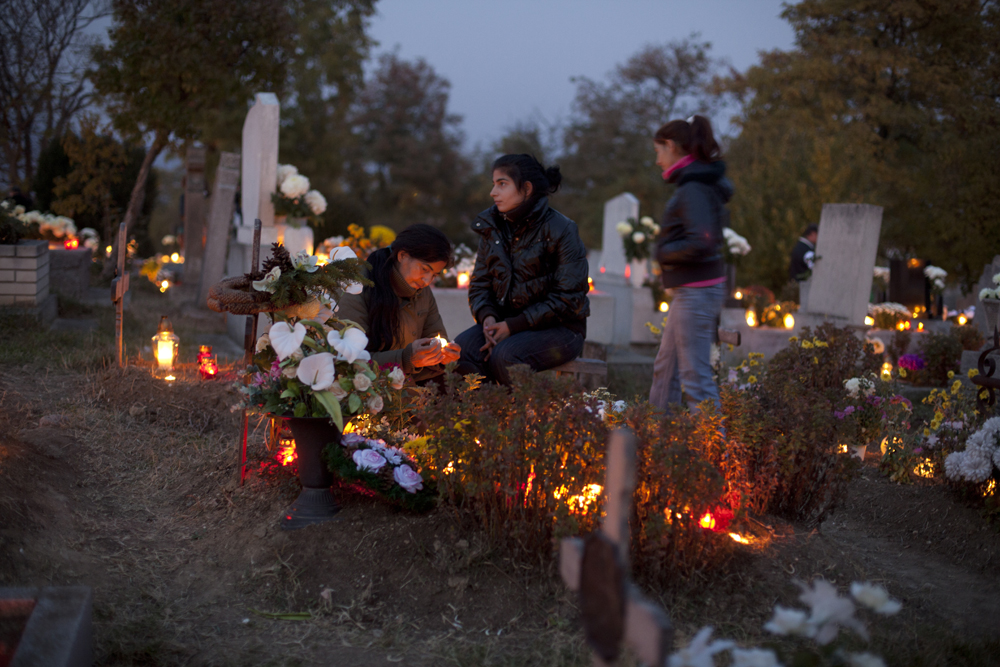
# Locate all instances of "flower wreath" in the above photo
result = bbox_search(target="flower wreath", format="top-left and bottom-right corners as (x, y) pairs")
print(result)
(324, 433), (437, 512)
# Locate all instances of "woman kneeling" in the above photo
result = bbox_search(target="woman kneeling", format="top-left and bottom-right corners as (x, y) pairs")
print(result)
(337, 224), (460, 384)
(455, 154), (590, 385)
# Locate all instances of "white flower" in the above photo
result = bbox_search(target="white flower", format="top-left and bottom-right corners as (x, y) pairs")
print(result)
(328, 328), (371, 363)
(367, 394), (384, 414)
(269, 321), (307, 361)
(960, 448), (993, 482)
(993, 272), (1000, 286)
(304, 190), (327, 216)
(873, 266), (890, 281)
(252, 266), (281, 293)
(296, 352), (336, 390)
(389, 367), (405, 390)
(329, 383), (348, 400)
(255, 333), (271, 353)
(611, 400), (627, 413)
(632, 231), (646, 244)
(844, 378), (861, 398)
(280, 173), (310, 199)
(850, 582), (901, 615)
(763, 606), (811, 637)
(924, 265), (947, 280)
(161, 234), (177, 246)
(616, 221), (632, 236)
(291, 250), (319, 273)
(731, 648), (782, 667)
(723, 228), (752, 255)
(329, 246), (363, 294)
(845, 652), (887, 667)
(353, 373), (372, 391)
(944, 451), (966, 480)
(667, 626), (734, 667)
(276, 163), (298, 186)
(979, 288), (997, 300)
(640, 216), (656, 229)
(393, 464), (423, 493)
(797, 579), (868, 645)
(353, 448), (386, 473)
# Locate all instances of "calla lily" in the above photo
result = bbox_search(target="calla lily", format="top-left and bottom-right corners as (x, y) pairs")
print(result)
(296, 352), (336, 390)
(269, 321), (307, 360)
(252, 266), (281, 293)
(327, 327), (371, 363)
(329, 246), (363, 294)
(292, 250), (320, 273)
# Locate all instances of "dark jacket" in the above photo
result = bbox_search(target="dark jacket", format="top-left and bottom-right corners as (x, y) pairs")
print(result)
(788, 238), (816, 282)
(655, 160), (733, 288)
(468, 197), (589, 336)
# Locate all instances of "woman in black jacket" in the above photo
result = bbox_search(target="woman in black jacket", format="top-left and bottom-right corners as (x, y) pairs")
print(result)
(454, 154), (590, 385)
(649, 115), (732, 412)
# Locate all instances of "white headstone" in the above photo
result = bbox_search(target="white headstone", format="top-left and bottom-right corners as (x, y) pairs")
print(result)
(198, 152), (240, 306)
(240, 92), (280, 232)
(975, 255), (1000, 339)
(800, 204), (882, 326)
(598, 193), (639, 284)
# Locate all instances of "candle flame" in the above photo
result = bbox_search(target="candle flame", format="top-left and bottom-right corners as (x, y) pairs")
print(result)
(277, 438), (296, 466)
(865, 316), (875, 326)
(728, 532), (751, 544)
(457, 272), (470, 289)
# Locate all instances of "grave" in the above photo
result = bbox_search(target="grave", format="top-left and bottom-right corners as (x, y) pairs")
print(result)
(182, 145), (208, 284)
(198, 151), (240, 306)
(889, 257), (926, 312)
(592, 193), (639, 348)
(0, 239), (57, 325)
(797, 203), (882, 328)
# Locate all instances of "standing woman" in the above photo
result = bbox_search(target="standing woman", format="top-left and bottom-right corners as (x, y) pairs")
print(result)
(454, 154), (589, 385)
(649, 115), (732, 412)
(336, 224), (460, 384)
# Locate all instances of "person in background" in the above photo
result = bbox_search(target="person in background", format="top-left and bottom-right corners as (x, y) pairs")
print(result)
(336, 224), (460, 385)
(454, 154), (589, 385)
(789, 224), (818, 282)
(648, 115), (732, 412)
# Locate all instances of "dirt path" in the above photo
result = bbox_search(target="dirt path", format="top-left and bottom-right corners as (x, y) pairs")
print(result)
(2, 365), (1000, 666)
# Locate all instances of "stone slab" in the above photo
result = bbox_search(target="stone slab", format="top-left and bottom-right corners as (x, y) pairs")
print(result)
(2, 586), (92, 667)
(16, 263), (49, 282)
(15, 240), (47, 257)
(199, 151), (241, 307)
(0, 276), (48, 296)
(241, 92), (280, 230)
(0, 255), (48, 271)
(0, 244), (15, 256)
(0, 270), (13, 281)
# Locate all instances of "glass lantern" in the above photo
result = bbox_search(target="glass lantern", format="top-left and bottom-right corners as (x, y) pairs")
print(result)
(152, 315), (179, 381)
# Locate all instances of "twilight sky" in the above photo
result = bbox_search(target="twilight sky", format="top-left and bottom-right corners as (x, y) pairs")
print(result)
(367, 0), (796, 150)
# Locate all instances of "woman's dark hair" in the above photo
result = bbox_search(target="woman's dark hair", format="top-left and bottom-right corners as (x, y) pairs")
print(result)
(492, 154), (562, 206)
(366, 223), (452, 353)
(653, 114), (721, 162)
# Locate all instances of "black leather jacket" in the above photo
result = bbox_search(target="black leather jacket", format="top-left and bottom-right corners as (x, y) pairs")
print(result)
(468, 197), (589, 335)
(655, 160), (733, 288)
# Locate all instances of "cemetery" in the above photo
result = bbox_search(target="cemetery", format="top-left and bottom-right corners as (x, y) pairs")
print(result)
(3, 2), (1000, 666)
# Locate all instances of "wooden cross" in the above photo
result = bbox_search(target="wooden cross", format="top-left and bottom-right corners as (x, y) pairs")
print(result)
(560, 429), (673, 666)
(110, 222), (130, 368)
(239, 218), (263, 485)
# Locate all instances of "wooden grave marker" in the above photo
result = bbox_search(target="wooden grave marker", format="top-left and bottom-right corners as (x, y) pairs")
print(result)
(560, 429), (673, 666)
(110, 222), (130, 367)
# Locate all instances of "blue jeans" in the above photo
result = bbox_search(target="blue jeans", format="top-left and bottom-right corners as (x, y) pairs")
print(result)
(649, 283), (726, 411)
(454, 324), (584, 385)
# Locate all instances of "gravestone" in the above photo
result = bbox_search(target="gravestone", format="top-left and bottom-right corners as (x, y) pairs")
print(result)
(182, 145), (207, 283)
(888, 258), (926, 311)
(974, 255), (1000, 339)
(593, 193), (640, 347)
(227, 93), (281, 344)
(198, 151), (240, 306)
(799, 204), (882, 327)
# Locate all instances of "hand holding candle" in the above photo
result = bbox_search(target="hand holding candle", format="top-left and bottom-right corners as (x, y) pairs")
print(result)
(433, 334), (461, 364)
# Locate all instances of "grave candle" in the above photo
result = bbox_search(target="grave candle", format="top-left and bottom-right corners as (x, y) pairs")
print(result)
(152, 315), (179, 380)
(456, 272), (470, 288)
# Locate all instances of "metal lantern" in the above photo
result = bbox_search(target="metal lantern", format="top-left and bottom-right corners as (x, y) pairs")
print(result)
(152, 315), (179, 380)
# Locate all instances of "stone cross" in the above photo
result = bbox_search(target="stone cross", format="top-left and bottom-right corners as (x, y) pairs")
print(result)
(560, 429), (673, 666)
(110, 222), (130, 367)
(799, 203), (882, 327)
(198, 151), (241, 306)
(182, 145), (208, 283)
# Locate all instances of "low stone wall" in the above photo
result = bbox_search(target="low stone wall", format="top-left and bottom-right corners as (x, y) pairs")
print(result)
(0, 240), (56, 324)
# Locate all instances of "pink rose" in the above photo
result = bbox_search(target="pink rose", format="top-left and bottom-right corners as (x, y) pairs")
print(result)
(353, 448), (386, 473)
(341, 432), (367, 447)
(388, 367), (405, 390)
(393, 464), (423, 493)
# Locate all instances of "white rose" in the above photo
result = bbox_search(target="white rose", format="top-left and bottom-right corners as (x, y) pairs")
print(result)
(388, 367), (405, 390)
(304, 190), (327, 216)
(615, 221), (632, 236)
(329, 383), (348, 400)
(353, 373), (372, 391)
(393, 464), (423, 493)
(367, 394), (384, 414)
(631, 231), (645, 244)
(640, 216), (655, 229)
(280, 173), (310, 199)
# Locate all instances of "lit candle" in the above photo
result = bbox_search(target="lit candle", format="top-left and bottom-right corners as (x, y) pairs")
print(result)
(434, 334), (448, 347)
(456, 272), (470, 289)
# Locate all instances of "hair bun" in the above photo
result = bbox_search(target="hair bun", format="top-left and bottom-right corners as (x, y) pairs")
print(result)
(544, 165), (562, 193)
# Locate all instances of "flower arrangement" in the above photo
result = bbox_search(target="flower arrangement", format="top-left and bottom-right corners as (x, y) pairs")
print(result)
(437, 243), (476, 288)
(324, 432), (436, 511)
(317, 223), (389, 261)
(0, 201), (79, 245)
(722, 227), (751, 262)
(616, 216), (659, 262)
(271, 163), (327, 228)
(867, 302), (910, 330)
(945, 417), (1000, 484)
(978, 272), (1000, 300)
(924, 264), (947, 294)
(835, 375), (912, 445)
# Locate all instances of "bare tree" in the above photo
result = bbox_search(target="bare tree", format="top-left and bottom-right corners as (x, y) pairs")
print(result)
(0, 0), (108, 192)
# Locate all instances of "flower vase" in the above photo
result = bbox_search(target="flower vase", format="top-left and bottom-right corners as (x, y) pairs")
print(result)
(281, 416), (341, 530)
(980, 299), (1000, 339)
(282, 223), (314, 256)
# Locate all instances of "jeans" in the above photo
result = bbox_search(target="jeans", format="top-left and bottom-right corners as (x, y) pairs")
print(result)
(649, 282), (727, 411)
(454, 324), (585, 385)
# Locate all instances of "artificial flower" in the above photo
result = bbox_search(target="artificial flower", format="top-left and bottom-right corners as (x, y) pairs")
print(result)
(329, 382), (348, 400)
(292, 250), (319, 273)
(850, 582), (902, 615)
(667, 626), (734, 667)
(329, 246), (363, 294)
(304, 190), (327, 216)
(367, 394), (384, 414)
(255, 333), (271, 353)
(252, 266), (281, 293)
(341, 433), (367, 447)
(389, 367), (406, 390)
(763, 606), (811, 637)
(280, 173), (310, 198)
(269, 321), (307, 360)
(353, 448), (386, 473)
(640, 216), (656, 229)
(353, 374), (372, 391)
(296, 352), (336, 391)
(797, 579), (868, 645)
(393, 464), (423, 493)
(731, 648), (782, 667)
(328, 327), (371, 363)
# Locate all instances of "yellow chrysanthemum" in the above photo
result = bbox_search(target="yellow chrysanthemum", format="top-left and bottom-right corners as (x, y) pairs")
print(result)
(813, 339), (829, 348)
(802, 340), (814, 349)
(813, 357), (819, 364)
(923, 428), (931, 437)
(368, 225), (397, 247)
(789, 336), (799, 344)
(899, 367), (907, 378)
(968, 368), (980, 378)
(951, 381), (962, 395)
(947, 370), (955, 379)
(747, 375), (758, 384)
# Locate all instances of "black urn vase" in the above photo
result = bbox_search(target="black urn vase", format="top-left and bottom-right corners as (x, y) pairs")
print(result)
(281, 416), (341, 530)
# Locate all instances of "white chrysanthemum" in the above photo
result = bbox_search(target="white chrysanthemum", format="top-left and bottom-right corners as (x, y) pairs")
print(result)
(640, 216), (656, 229)
(304, 190), (327, 215)
(280, 173), (310, 198)
(873, 267), (890, 281)
(960, 448), (994, 483)
(993, 272), (1000, 286)
(980, 287), (998, 300)
(667, 626), (734, 667)
(763, 606), (811, 637)
(845, 652), (887, 667)
(731, 648), (782, 667)
(844, 378), (861, 398)
(616, 221), (632, 236)
(944, 451), (967, 480)
(850, 582), (902, 615)
(632, 231), (646, 244)
(797, 579), (868, 645)
(276, 163), (298, 186)
(924, 265), (947, 280)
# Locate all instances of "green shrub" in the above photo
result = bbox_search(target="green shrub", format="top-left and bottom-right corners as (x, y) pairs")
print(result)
(952, 323), (985, 352)
(916, 330), (963, 386)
